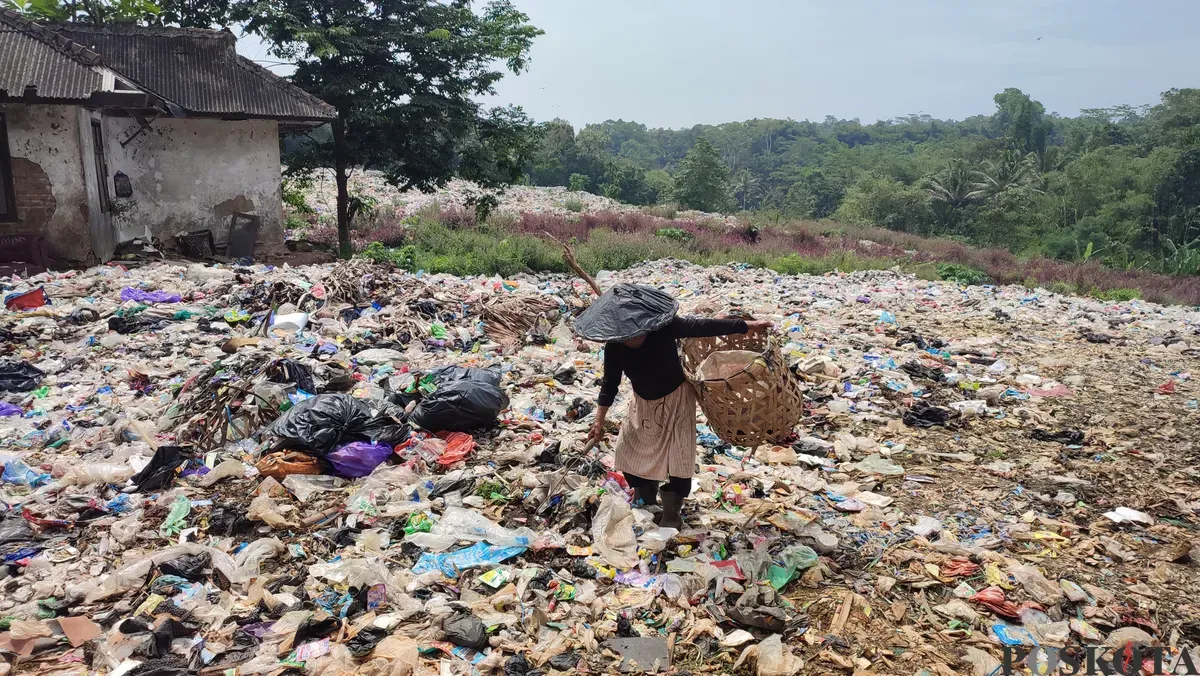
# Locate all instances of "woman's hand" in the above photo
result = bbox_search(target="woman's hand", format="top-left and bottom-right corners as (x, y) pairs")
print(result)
(746, 319), (773, 333)
(586, 406), (610, 446)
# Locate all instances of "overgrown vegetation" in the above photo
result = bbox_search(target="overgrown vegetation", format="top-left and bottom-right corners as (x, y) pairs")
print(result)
(524, 88), (1200, 280)
(301, 205), (1200, 305)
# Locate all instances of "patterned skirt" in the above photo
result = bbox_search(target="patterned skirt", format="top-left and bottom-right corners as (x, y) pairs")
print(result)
(614, 382), (699, 481)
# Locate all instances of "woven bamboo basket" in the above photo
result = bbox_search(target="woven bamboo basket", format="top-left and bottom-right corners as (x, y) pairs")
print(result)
(681, 329), (805, 446)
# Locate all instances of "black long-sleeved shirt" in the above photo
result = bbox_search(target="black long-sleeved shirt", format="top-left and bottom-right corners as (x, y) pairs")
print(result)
(597, 316), (748, 406)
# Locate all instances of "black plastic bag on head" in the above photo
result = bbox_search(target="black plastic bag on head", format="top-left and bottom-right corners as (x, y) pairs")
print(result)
(572, 284), (678, 342)
(130, 446), (188, 492)
(267, 394), (408, 455)
(0, 360), (44, 393)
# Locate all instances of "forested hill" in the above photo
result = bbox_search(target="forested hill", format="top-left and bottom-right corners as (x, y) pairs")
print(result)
(524, 88), (1200, 277)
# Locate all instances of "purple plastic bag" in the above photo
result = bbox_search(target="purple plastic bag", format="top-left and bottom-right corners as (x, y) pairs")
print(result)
(327, 441), (393, 478)
(120, 287), (182, 304)
(0, 402), (21, 417)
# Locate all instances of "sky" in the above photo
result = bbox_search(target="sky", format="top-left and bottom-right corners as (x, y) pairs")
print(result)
(237, 0), (1200, 130)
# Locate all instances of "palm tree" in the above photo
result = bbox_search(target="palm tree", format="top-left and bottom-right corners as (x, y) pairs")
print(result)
(972, 147), (1043, 198)
(732, 169), (759, 211)
(926, 160), (982, 208)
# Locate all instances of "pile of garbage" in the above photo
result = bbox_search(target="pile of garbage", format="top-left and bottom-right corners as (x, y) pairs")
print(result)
(301, 170), (730, 223)
(0, 257), (1198, 675)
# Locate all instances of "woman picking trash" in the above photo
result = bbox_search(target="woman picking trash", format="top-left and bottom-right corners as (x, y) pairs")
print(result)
(576, 283), (771, 529)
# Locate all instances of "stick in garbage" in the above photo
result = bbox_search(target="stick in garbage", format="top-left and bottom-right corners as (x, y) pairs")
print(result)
(545, 232), (603, 296)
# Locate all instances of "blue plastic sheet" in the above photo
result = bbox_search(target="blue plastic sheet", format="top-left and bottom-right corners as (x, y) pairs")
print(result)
(411, 542), (526, 577)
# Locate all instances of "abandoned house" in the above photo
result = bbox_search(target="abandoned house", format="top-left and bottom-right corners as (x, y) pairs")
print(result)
(0, 11), (335, 265)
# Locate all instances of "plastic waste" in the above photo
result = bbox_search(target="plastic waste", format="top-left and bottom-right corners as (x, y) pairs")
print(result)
(159, 494), (191, 536)
(846, 454), (904, 476)
(432, 507), (539, 548)
(2, 457), (51, 486)
(443, 611), (488, 649)
(411, 379), (508, 433)
(198, 459), (246, 487)
(766, 544), (818, 590)
(755, 634), (803, 676)
(1009, 564), (1064, 605)
(411, 542), (527, 577)
(0, 402), (21, 416)
(130, 445), (187, 492)
(0, 360), (45, 392)
(327, 441), (393, 478)
(697, 350), (759, 381)
(59, 463), (135, 486)
(270, 312), (310, 333)
(283, 474), (347, 502)
(267, 394), (409, 455)
(120, 287), (181, 303)
(591, 494), (639, 570)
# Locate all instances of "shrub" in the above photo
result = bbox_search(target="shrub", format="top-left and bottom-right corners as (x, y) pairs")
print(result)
(655, 227), (693, 242)
(282, 174), (314, 214)
(937, 263), (990, 286)
(564, 197), (584, 213)
(1095, 287), (1140, 302)
(568, 173), (590, 192)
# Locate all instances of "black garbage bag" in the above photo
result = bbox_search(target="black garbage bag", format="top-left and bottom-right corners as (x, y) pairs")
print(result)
(267, 358), (315, 394)
(427, 365), (502, 387)
(443, 611), (488, 649)
(108, 315), (169, 335)
(267, 394), (408, 455)
(616, 615), (639, 638)
(159, 552), (210, 582)
(130, 446), (188, 493)
(0, 360), (44, 392)
(411, 381), (508, 432)
(0, 514), (35, 544)
(901, 361), (945, 382)
(572, 284), (678, 342)
(1031, 428), (1085, 444)
(294, 617), (340, 644)
(548, 652), (579, 671)
(902, 401), (955, 428)
(504, 652), (532, 676)
(346, 627), (388, 657)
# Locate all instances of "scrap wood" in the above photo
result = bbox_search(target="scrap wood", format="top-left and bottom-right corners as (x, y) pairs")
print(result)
(545, 231), (602, 296)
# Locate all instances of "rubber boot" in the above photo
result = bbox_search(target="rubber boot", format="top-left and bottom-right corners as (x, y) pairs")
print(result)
(657, 490), (684, 530)
(633, 482), (659, 508)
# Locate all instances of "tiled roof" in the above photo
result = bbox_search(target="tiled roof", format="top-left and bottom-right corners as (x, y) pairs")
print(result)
(0, 9), (103, 100)
(50, 23), (335, 120)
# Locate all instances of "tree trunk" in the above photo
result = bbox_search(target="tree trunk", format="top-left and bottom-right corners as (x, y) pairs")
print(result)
(332, 116), (351, 259)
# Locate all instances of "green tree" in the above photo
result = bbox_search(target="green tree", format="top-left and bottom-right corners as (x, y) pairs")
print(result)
(644, 169), (674, 204)
(992, 88), (1051, 155)
(833, 174), (932, 233)
(672, 137), (733, 213)
(568, 173), (590, 192)
(731, 168), (759, 210)
(4, 0), (161, 23)
(598, 160), (653, 205)
(238, 0), (542, 256)
(971, 147), (1042, 198)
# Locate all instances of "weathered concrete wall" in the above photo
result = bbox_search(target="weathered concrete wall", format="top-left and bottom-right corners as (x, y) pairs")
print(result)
(0, 104), (95, 262)
(103, 117), (284, 251)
